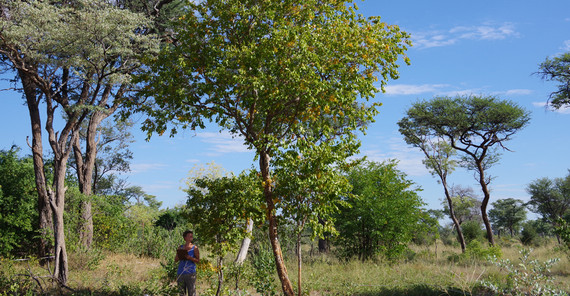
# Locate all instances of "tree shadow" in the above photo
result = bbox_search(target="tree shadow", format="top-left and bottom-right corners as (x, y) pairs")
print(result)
(351, 284), (471, 296)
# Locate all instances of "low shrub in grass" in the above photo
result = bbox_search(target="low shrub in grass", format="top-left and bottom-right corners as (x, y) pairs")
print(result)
(480, 248), (567, 295)
(447, 240), (502, 264)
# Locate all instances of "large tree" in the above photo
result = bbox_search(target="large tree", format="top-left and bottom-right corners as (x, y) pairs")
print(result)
(526, 172), (570, 244)
(488, 198), (527, 237)
(398, 95), (531, 245)
(537, 52), (570, 110)
(0, 0), (158, 284)
(131, 0), (410, 294)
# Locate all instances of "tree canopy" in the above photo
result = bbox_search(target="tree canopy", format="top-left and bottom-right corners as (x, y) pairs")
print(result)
(132, 0), (410, 293)
(398, 95), (531, 245)
(537, 52), (570, 110)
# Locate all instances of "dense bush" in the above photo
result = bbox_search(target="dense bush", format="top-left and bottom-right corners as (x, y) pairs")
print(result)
(0, 148), (38, 257)
(335, 160), (427, 261)
(461, 220), (485, 243)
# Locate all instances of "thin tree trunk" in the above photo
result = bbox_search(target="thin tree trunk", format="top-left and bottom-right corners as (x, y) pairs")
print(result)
(216, 256), (223, 296)
(235, 218), (253, 264)
(297, 231), (302, 296)
(477, 162), (495, 246)
(442, 179), (466, 253)
(259, 151), (294, 296)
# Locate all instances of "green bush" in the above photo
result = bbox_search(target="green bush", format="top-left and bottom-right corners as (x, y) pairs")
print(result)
(461, 220), (485, 244)
(521, 224), (539, 246)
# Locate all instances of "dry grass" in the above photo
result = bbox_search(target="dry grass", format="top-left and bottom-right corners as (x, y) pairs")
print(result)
(2, 241), (569, 295)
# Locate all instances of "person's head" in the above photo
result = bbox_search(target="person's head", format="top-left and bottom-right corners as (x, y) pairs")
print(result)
(182, 230), (193, 242)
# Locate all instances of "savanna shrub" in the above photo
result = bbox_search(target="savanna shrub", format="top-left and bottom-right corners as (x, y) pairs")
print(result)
(480, 248), (566, 296)
(521, 224), (539, 246)
(461, 220), (485, 243)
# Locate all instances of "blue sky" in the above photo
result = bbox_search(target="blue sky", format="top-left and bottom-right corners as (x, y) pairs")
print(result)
(2, 0), (570, 215)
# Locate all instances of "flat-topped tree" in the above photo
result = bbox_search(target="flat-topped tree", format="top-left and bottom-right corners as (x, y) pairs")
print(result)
(398, 95), (530, 246)
(132, 0), (410, 294)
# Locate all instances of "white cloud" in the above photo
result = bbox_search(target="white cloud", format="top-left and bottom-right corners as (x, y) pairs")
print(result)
(412, 22), (518, 49)
(130, 163), (168, 173)
(489, 89), (533, 96)
(532, 101), (570, 114)
(384, 84), (449, 95)
(361, 137), (428, 177)
(563, 40), (570, 51)
(196, 131), (251, 155)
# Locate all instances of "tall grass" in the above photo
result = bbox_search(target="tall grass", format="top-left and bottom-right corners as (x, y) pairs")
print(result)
(1, 239), (568, 295)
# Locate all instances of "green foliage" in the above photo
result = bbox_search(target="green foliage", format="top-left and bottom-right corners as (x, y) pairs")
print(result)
(334, 160), (427, 260)
(249, 244), (278, 296)
(155, 207), (186, 231)
(527, 172), (570, 240)
(0, 148), (38, 256)
(481, 248), (566, 296)
(521, 223), (539, 247)
(554, 218), (570, 248)
(537, 52), (570, 109)
(489, 198), (527, 237)
(461, 220), (485, 244)
(185, 169), (264, 260)
(448, 240), (502, 264)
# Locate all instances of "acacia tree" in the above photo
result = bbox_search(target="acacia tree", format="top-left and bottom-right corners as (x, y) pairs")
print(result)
(398, 95), (531, 245)
(132, 0), (410, 293)
(0, 0), (158, 284)
(488, 198), (526, 237)
(537, 52), (570, 110)
(398, 124), (467, 252)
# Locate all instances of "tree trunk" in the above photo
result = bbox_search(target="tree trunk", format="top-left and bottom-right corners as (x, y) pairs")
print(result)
(317, 217), (329, 253)
(477, 162), (495, 246)
(442, 180), (466, 253)
(73, 111), (106, 249)
(259, 151), (294, 296)
(20, 70), (54, 261)
(297, 231), (302, 296)
(51, 154), (71, 285)
(235, 218), (253, 264)
(215, 256), (224, 296)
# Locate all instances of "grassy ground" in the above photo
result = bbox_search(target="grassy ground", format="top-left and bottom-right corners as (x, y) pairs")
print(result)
(1, 240), (568, 295)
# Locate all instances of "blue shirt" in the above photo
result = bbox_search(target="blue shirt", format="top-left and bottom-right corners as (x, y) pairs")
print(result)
(177, 245), (197, 275)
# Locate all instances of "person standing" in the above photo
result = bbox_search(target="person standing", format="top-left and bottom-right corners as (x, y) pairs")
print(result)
(175, 230), (200, 296)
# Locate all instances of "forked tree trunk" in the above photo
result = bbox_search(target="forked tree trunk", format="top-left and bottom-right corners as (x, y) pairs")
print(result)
(259, 151), (294, 296)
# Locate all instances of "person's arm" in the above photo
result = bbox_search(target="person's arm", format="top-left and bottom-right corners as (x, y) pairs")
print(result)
(192, 246), (200, 264)
(174, 250), (180, 262)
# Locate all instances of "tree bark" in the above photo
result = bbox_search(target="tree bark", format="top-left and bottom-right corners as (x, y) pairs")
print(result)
(442, 179), (466, 253)
(259, 151), (294, 296)
(235, 218), (253, 264)
(19, 69), (54, 261)
(477, 161), (495, 246)
(297, 231), (302, 296)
